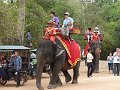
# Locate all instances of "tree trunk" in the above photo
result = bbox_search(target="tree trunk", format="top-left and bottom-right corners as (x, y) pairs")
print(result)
(0, 38), (2, 45)
(17, 0), (25, 45)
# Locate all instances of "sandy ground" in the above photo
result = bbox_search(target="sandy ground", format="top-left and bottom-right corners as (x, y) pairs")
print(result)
(0, 61), (120, 90)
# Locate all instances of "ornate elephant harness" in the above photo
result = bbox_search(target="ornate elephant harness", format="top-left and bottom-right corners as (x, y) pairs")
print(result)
(42, 26), (81, 67)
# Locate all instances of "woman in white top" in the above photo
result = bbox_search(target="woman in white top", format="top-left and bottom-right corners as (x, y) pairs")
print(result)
(113, 52), (120, 76)
(86, 49), (94, 78)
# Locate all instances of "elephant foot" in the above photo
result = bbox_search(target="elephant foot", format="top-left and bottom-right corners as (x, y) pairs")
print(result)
(65, 76), (72, 83)
(37, 86), (44, 90)
(57, 82), (62, 87)
(72, 80), (78, 84)
(36, 81), (44, 90)
(47, 84), (57, 89)
(39, 87), (44, 90)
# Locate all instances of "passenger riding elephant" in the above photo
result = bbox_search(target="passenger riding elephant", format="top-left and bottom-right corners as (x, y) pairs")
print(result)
(36, 38), (81, 90)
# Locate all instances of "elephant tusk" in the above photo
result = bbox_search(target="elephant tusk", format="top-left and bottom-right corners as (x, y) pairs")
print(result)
(56, 50), (65, 57)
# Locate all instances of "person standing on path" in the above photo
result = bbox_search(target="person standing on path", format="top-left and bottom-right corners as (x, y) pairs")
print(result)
(113, 48), (119, 56)
(107, 53), (113, 73)
(113, 52), (120, 76)
(86, 49), (94, 78)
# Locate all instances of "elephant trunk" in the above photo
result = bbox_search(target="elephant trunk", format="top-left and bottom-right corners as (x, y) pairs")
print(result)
(36, 51), (45, 90)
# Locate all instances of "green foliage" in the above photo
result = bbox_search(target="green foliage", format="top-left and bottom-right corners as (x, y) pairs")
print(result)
(83, 1), (120, 59)
(50, 1), (74, 24)
(58, 0), (120, 59)
(0, 0), (120, 59)
(101, 2), (120, 22)
(0, 1), (18, 44)
(25, 0), (48, 47)
(34, 0), (56, 12)
(101, 2), (120, 49)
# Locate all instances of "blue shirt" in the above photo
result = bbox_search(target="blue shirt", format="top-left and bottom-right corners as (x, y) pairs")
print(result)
(14, 56), (22, 71)
(26, 32), (31, 40)
(107, 56), (113, 63)
(63, 17), (74, 28)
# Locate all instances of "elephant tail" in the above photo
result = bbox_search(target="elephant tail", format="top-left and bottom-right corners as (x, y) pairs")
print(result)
(36, 51), (45, 90)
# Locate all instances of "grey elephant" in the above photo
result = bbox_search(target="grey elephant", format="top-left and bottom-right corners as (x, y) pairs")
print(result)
(36, 38), (81, 90)
(90, 41), (102, 73)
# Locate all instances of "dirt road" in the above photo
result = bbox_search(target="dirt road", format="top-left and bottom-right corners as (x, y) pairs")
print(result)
(1, 61), (120, 90)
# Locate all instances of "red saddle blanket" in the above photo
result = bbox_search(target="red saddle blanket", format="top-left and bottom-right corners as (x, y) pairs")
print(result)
(84, 42), (90, 57)
(57, 35), (81, 67)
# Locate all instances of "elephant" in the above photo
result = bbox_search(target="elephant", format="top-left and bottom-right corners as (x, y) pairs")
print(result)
(90, 41), (102, 73)
(36, 38), (81, 90)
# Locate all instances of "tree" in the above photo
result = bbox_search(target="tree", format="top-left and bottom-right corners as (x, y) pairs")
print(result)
(0, 0), (120, 59)
(0, 1), (18, 45)
(34, 0), (56, 12)
(25, 0), (48, 47)
(17, 0), (25, 45)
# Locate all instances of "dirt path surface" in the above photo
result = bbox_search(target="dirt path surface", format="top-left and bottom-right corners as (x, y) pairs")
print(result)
(1, 61), (120, 90)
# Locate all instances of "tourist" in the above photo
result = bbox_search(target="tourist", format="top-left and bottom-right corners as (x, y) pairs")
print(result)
(113, 52), (120, 76)
(49, 11), (60, 28)
(61, 12), (74, 36)
(107, 53), (113, 73)
(86, 49), (94, 78)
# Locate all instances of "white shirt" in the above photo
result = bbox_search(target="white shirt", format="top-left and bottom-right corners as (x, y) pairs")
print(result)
(113, 52), (117, 56)
(30, 53), (36, 59)
(113, 55), (120, 63)
(87, 53), (94, 63)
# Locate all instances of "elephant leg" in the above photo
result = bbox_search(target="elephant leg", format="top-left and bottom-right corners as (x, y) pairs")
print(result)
(72, 61), (80, 84)
(36, 52), (45, 90)
(62, 70), (72, 83)
(48, 65), (60, 89)
(47, 63), (57, 89)
(94, 53), (99, 73)
(56, 76), (62, 87)
(48, 51), (65, 89)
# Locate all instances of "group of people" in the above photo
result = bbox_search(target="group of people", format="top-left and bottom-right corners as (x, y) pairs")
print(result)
(83, 27), (102, 77)
(26, 11), (74, 47)
(43, 11), (74, 43)
(0, 53), (7, 64)
(49, 11), (74, 36)
(107, 48), (120, 76)
(0, 51), (22, 87)
(85, 27), (101, 43)
(85, 47), (120, 78)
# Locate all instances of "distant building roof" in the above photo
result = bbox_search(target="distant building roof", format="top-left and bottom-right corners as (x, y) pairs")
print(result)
(30, 49), (37, 52)
(0, 45), (30, 50)
(80, 0), (95, 3)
